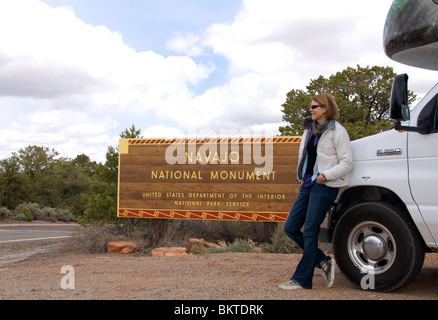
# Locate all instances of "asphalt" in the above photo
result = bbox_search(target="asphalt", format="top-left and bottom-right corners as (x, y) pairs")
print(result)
(0, 222), (81, 243)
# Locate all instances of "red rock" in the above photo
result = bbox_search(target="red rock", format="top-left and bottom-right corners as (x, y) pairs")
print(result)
(188, 238), (220, 252)
(151, 247), (188, 256)
(107, 241), (139, 254)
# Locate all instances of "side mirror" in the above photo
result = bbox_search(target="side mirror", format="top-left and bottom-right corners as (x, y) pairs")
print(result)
(391, 74), (436, 134)
(390, 74), (410, 122)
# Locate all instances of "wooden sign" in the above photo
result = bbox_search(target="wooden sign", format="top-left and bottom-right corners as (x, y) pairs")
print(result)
(117, 137), (301, 222)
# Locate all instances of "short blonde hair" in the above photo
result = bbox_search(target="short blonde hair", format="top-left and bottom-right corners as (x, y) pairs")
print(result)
(312, 93), (339, 120)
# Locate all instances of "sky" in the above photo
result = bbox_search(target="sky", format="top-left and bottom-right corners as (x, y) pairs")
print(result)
(0, 0), (437, 163)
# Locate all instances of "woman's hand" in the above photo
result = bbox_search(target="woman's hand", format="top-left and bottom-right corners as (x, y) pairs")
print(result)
(316, 174), (326, 184)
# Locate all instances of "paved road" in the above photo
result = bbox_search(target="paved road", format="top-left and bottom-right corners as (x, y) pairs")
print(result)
(0, 223), (81, 243)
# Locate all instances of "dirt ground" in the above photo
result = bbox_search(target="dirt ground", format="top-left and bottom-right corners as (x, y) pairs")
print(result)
(1, 241), (438, 301)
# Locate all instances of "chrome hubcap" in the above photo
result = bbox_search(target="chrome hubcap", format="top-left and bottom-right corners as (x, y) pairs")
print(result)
(347, 221), (396, 274)
(363, 235), (386, 260)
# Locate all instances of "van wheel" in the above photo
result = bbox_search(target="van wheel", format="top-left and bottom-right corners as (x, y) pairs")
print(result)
(333, 202), (424, 292)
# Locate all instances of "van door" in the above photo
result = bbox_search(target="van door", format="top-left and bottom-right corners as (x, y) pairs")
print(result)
(407, 93), (438, 245)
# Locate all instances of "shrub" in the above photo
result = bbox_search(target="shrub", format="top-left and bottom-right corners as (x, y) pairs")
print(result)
(13, 203), (76, 222)
(225, 238), (258, 253)
(13, 213), (27, 221)
(61, 222), (128, 253)
(40, 207), (58, 222)
(54, 208), (76, 222)
(15, 203), (41, 220)
(194, 239), (259, 254)
(176, 220), (264, 243)
(40, 207), (76, 222)
(16, 207), (33, 222)
(261, 223), (302, 254)
(0, 207), (13, 220)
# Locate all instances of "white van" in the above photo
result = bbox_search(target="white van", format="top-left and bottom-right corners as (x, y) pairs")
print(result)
(327, 0), (438, 292)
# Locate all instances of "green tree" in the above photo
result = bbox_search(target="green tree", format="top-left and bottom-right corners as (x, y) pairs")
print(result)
(121, 124), (142, 139)
(279, 65), (417, 140)
(12, 146), (89, 212)
(14, 145), (59, 179)
(79, 147), (119, 224)
(52, 157), (97, 216)
(0, 156), (31, 209)
(8, 146), (60, 208)
(0, 146), (97, 217)
(72, 154), (97, 177)
(80, 125), (142, 224)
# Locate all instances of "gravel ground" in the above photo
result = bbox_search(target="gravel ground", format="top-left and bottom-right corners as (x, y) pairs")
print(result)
(1, 242), (438, 301)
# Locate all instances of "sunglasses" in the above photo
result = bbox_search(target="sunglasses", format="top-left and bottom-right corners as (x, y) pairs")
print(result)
(310, 105), (323, 109)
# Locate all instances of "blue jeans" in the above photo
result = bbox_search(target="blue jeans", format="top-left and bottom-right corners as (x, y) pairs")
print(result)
(284, 183), (339, 289)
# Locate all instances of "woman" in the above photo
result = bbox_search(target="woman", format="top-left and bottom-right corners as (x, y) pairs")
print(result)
(279, 93), (353, 290)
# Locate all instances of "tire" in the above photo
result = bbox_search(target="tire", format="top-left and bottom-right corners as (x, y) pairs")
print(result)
(333, 202), (425, 292)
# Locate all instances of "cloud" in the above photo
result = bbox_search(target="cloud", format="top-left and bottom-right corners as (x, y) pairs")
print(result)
(162, 0), (400, 136)
(0, 1), (211, 103)
(0, 0), (213, 161)
(0, 107), (116, 160)
(166, 32), (204, 57)
(2, 0), (436, 163)
(202, 0), (393, 79)
(142, 125), (184, 138)
(0, 1), (109, 99)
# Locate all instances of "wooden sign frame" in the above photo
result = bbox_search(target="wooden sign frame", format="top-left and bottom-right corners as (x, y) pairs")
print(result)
(117, 137), (301, 222)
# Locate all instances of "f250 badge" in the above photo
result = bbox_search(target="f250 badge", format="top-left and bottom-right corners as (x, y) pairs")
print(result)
(376, 148), (402, 156)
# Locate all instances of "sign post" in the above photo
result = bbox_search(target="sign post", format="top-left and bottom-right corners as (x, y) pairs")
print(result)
(117, 137), (301, 224)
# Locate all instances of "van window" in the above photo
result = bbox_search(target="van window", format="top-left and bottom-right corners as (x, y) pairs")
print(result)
(417, 94), (438, 133)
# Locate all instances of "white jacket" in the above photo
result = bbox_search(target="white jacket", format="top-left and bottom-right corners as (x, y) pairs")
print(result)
(297, 120), (353, 188)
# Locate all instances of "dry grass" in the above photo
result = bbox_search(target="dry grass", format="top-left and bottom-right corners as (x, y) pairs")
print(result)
(59, 220), (306, 255)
